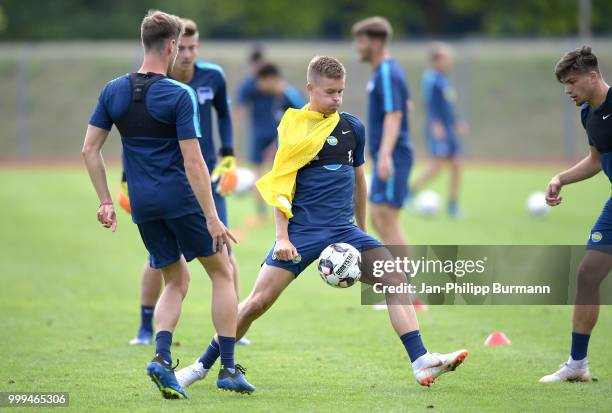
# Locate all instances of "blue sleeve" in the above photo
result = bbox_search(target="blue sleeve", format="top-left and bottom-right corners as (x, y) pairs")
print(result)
(237, 78), (253, 105)
(175, 88), (202, 140)
(379, 61), (405, 113)
(342, 113), (366, 167)
(89, 83), (113, 130)
(284, 86), (306, 109)
(429, 82), (449, 122)
(213, 75), (233, 150)
(580, 105), (593, 146)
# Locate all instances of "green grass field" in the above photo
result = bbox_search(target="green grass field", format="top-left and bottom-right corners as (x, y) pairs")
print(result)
(1, 163), (611, 412)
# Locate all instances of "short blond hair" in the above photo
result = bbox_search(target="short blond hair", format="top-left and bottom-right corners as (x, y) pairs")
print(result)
(182, 18), (198, 37)
(430, 42), (452, 62)
(141, 10), (184, 52)
(307, 56), (345, 82)
(351, 16), (393, 42)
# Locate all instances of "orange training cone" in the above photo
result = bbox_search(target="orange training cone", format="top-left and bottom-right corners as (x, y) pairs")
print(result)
(484, 332), (511, 346)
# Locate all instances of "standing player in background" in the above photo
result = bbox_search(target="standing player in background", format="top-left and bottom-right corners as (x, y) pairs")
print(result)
(352, 17), (413, 260)
(234, 54), (305, 226)
(82, 10), (254, 398)
(174, 56), (467, 389)
(540, 46), (611, 383)
(127, 18), (251, 347)
(411, 43), (467, 218)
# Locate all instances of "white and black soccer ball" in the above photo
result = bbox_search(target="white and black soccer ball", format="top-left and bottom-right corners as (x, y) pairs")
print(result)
(526, 191), (550, 216)
(414, 190), (441, 217)
(317, 243), (361, 288)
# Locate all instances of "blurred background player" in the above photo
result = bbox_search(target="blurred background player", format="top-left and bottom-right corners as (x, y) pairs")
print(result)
(127, 18), (250, 347)
(540, 46), (612, 383)
(234, 52), (305, 226)
(82, 10), (251, 398)
(412, 42), (468, 218)
(352, 17), (426, 311)
(174, 55), (466, 389)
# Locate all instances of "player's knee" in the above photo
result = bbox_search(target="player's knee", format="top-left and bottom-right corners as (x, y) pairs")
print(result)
(576, 261), (603, 293)
(241, 294), (271, 319)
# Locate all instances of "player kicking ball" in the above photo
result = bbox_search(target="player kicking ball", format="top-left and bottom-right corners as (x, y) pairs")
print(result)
(540, 46), (611, 383)
(82, 10), (254, 398)
(175, 55), (467, 389)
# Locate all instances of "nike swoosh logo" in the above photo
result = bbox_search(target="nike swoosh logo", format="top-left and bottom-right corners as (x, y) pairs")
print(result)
(341, 130), (350, 134)
(604, 114), (611, 120)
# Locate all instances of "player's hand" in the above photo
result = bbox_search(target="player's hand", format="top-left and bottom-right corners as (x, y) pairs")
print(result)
(432, 121), (446, 140)
(207, 216), (238, 253)
(97, 202), (117, 232)
(377, 153), (393, 182)
(273, 237), (298, 261)
(545, 175), (563, 206)
(211, 156), (238, 197)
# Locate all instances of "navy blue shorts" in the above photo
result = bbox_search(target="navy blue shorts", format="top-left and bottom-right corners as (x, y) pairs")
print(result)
(137, 213), (215, 269)
(369, 157), (412, 209)
(249, 135), (277, 165)
(264, 224), (382, 276)
(427, 135), (461, 158)
(587, 196), (612, 253)
(212, 181), (228, 226)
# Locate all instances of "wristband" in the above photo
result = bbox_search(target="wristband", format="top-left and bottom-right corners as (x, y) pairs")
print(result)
(220, 147), (235, 157)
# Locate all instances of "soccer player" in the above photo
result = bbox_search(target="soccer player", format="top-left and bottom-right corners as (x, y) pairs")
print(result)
(174, 56), (467, 389)
(540, 46), (611, 383)
(128, 18), (250, 347)
(234, 56), (305, 225)
(412, 42), (467, 218)
(81, 10), (254, 398)
(351, 17), (413, 261)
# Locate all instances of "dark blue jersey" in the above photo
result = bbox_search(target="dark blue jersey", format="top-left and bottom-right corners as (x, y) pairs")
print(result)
(237, 75), (305, 141)
(180, 61), (232, 170)
(289, 112), (366, 228)
(421, 68), (458, 140)
(581, 87), (612, 183)
(367, 58), (412, 161)
(89, 73), (202, 224)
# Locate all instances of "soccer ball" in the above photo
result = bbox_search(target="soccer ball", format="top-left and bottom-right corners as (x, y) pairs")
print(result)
(234, 167), (256, 195)
(414, 190), (441, 216)
(526, 191), (550, 216)
(317, 243), (361, 288)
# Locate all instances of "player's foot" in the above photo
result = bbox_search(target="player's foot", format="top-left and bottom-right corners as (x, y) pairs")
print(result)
(237, 337), (251, 346)
(539, 358), (590, 383)
(175, 360), (208, 389)
(217, 364), (255, 394)
(146, 355), (189, 399)
(413, 349), (468, 387)
(448, 205), (465, 220)
(130, 329), (153, 346)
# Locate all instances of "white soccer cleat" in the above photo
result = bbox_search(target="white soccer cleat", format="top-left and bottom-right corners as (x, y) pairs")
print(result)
(175, 360), (209, 389)
(237, 337), (251, 346)
(413, 349), (468, 387)
(129, 330), (153, 346)
(539, 359), (590, 383)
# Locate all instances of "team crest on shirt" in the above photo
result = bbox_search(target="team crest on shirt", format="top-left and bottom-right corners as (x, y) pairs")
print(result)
(327, 136), (338, 146)
(591, 231), (603, 243)
(197, 87), (214, 104)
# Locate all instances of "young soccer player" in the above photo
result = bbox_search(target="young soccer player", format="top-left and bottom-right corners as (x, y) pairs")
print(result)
(412, 42), (467, 218)
(174, 56), (467, 389)
(540, 46), (611, 383)
(82, 10), (254, 398)
(234, 56), (305, 225)
(128, 18), (250, 347)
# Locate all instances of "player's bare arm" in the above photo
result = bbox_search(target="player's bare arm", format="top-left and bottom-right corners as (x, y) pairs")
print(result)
(546, 146), (602, 206)
(179, 138), (237, 251)
(377, 110), (402, 181)
(354, 165), (368, 232)
(273, 207), (297, 261)
(82, 124), (116, 231)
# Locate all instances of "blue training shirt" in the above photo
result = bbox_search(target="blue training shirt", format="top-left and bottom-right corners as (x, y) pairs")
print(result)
(421, 68), (458, 140)
(290, 112), (366, 228)
(367, 58), (412, 161)
(89, 73), (202, 224)
(179, 61), (233, 170)
(581, 87), (612, 183)
(237, 75), (305, 141)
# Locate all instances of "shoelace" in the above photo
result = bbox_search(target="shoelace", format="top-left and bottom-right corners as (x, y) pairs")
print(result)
(171, 359), (180, 370)
(235, 364), (247, 375)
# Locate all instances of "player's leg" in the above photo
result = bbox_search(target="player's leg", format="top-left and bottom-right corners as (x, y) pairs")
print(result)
(130, 260), (162, 345)
(411, 157), (444, 194)
(447, 139), (463, 218)
(137, 220), (190, 399)
(348, 229), (467, 386)
(176, 264), (294, 389)
(247, 137), (274, 226)
(540, 248), (612, 382)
